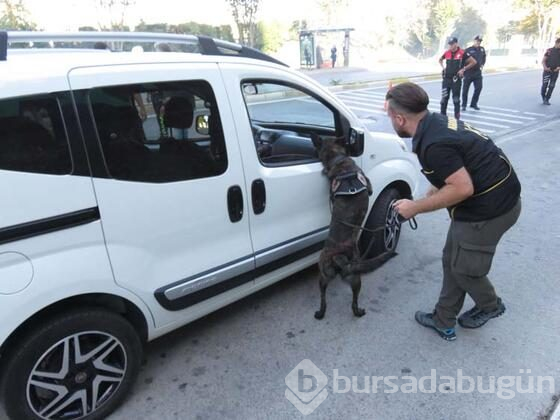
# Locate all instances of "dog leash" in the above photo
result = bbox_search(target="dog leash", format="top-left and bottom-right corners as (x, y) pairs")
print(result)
(329, 199), (417, 260)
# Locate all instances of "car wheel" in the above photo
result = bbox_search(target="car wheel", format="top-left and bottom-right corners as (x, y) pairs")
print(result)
(1, 308), (142, 420)
(359, 188), (403, 258)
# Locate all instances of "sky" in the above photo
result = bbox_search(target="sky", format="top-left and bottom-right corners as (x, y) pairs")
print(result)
(23, 0), (317, 30)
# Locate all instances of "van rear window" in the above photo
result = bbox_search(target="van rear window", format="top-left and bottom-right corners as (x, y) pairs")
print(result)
(0, 96), (72, 175)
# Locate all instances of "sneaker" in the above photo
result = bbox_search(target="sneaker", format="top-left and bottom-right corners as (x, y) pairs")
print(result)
(544, 99), (551, 105)
(458, 298), (506, 329)
(461, 106), (466, 111)
(470, 105), (480, 110)
(414, 311), (456, 341)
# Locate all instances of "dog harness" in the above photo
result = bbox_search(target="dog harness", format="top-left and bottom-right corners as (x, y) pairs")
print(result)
(330, 171), (370, 197)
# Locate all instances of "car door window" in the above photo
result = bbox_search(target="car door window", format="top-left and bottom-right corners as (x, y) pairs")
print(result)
(241, 81), (339, 167)
(89, 80), (227, 183)
(0, 95), (72, 175)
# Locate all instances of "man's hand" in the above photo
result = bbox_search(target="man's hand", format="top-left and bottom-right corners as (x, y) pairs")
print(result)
(458, 68), (465, 78)
(393, 199), (418, 220)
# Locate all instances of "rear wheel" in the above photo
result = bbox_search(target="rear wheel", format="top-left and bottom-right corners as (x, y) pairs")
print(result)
(1, 308), (142, 420)
(359, 188), (403, 258)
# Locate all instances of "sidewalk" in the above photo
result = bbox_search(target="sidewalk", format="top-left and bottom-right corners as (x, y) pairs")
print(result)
(300, 55), (539, 87)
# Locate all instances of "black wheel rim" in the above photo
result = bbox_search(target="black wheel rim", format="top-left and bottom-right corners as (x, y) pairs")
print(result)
(26, 331), (127, 419)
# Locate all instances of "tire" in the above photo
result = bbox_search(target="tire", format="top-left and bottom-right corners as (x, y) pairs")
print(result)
(359, 188), (403, 258)
(1, 308), (142, 420)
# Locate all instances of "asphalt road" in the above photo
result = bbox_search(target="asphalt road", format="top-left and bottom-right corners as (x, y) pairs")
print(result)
(104, 70), (560, 420)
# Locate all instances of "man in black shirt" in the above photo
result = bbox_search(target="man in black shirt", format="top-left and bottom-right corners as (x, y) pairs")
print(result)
(541, 38), (560, 105)
(385, 82), (522, 341)
(462, 35), (486, 111)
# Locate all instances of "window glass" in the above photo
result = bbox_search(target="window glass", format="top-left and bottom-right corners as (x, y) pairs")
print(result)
(241, 81), (337, 166)
(90, 80), (227, 183)
(0, 95), (72, 175)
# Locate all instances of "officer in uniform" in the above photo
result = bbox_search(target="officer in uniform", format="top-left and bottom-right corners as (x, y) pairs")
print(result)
(462, 35), (486, 111)
(541, 37), (560, 105)
(439, 37), (477, 119)
(384, 82), (522, 341)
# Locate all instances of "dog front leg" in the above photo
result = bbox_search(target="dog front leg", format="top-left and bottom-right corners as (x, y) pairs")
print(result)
(350, 274), (366, 317)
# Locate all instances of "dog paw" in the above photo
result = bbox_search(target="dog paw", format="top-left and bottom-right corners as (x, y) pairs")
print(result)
(353, 307), (366, 317)
(314, 311), (325, 320)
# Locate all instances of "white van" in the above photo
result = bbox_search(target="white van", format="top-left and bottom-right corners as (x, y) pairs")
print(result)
(0, 32), (419, 420)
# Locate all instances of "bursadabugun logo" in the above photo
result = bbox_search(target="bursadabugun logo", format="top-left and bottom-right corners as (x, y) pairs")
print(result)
(285, 359), (328, 415)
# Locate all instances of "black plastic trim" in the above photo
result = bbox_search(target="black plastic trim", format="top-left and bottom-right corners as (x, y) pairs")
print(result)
(0, 207), (100, 246)
(154, 229), (327, 311)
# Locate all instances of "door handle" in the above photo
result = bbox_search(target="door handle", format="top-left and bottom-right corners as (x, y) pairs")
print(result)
(227, 186), (244, 223)
(251, 179), (266, 215)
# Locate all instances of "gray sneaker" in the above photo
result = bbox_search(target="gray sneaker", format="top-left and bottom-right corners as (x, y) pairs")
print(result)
(458, 298), (506, 329)
(415, 311), (456, 341)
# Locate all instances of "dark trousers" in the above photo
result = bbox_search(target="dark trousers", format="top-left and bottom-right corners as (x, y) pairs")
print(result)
(441, 77), (462, 118)
(541, 70), (559, 100)
(434, 199), (522, 329)
(462, 74), (483, 107)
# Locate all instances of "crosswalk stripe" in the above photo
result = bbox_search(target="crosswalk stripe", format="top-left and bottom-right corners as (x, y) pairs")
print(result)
(337, 97), (386, 107)
(473, 105), (520, 113)
(457, 113), (524, 124)
(459, 118), (510, 129)
(462, 109), (535, 120)
(523, 111), (547, 116)
(347, 105), (387, 115)
(339, 91), (384, 100)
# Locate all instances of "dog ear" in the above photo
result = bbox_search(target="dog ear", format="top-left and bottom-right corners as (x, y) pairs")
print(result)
(311, 133), (323, 150)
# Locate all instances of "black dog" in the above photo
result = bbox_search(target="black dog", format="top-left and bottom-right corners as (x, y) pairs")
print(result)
(311, 134), (396, 319)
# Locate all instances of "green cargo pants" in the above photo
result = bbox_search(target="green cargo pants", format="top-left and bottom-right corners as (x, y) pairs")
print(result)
(434, 198), (522, 329)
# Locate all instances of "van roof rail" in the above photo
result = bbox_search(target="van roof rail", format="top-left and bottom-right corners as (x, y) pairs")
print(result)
(1, 31), (288, 67)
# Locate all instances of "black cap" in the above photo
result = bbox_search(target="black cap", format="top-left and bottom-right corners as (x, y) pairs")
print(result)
(474, 35), (483, 41)
(447, 37), (458, 45)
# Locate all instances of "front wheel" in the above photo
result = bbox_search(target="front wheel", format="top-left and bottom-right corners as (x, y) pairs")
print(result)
(359, 188), (403, 258)
(1, 308), (142, 420)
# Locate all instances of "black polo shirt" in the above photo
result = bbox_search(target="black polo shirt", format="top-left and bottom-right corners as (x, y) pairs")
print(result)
(412, 112), (521, 221)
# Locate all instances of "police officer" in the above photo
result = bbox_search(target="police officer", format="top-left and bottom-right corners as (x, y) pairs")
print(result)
(385, 82), (522, 341)
(541, 37), (560, 105)
(439, 37), (477, 119)
(462, 35), (486, 111)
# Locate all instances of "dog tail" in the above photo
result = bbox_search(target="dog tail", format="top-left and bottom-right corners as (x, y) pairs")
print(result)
(346, 251), (397, 274)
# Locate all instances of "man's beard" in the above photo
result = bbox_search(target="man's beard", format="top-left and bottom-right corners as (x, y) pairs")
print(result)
(395, 127), (410, 138)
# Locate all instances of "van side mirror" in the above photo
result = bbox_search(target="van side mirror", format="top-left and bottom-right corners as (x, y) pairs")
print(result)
(348, 127), (364, 156)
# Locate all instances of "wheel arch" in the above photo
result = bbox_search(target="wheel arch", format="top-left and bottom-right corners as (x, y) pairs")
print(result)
(0, 293), (149, 377)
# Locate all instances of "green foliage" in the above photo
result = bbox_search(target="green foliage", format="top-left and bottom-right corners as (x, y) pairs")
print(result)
(0, 0), (37, 30)
(134, 20), (234, 42)
(227, 0), (260, 46)
(254, 21), (283, 53)
(451, 7), (487, 45)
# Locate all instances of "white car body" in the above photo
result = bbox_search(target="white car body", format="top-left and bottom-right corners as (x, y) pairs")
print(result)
(0, 48), (419, 356)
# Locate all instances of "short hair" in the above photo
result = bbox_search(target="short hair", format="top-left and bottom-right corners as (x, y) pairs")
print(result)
(385, 82), (430, 114)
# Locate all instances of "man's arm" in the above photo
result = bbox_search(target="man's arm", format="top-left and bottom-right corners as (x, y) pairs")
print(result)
(393, 167), (474, 219)
(543, 51), (551, 71)
(458, 56), (477, 77)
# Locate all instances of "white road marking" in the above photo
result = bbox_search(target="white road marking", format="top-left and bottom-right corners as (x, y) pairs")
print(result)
(461, 109), (535, 120)
(337, 96), (386, 107)
(347, 105), (387, 115)
(496, 118), (560, 145)
(523, 111), (547, 116)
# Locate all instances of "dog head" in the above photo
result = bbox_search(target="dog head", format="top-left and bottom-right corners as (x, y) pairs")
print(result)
(311, 133), (347, 170)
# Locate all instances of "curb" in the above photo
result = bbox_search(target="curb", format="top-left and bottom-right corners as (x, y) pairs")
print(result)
(320, 67), (539, 93)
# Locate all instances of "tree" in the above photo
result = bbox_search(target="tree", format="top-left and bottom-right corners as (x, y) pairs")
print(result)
(227, 0), (260, 47)
(0, 0), (37, 30)
(515, 0), (560, 55)
(95, 0), (136, 31)
(254, 21), (283, 53)
(431, 0), (461, 53)
(316, 0), (349, 26)
(452, 7), (487, 45)
(496, 20), (520, 47)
